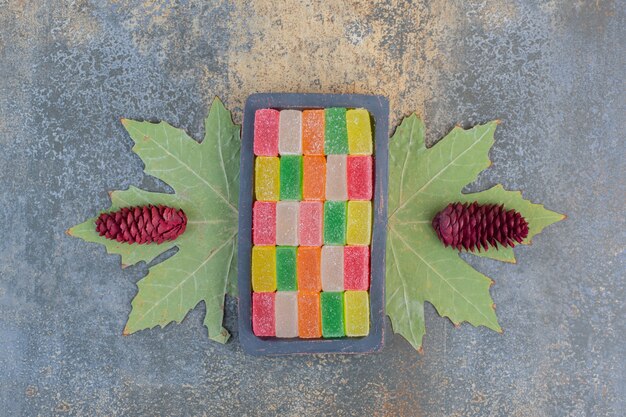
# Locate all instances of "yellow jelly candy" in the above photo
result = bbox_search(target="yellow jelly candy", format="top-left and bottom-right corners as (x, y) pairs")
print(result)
(255, 157), (280, 201)
(251, 246), (276, 292)
(346, 109), (372, 155)
(344, 290), (369, 336)
(346, 201), (372, 245)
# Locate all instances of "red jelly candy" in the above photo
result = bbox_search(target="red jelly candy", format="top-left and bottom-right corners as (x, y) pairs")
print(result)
(344, 246), (370, 290)
(253, 201), (276, 245)
(254, 109), (279, 156)
(252, 292), (275, 336)
(347, 156), (373, 200)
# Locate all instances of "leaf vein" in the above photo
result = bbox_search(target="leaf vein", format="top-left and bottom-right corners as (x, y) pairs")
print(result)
(132, 231), (237, 325)
(389, 234), (419, 343)
(391, 227), (497, 328)
(389, 127), (491, 219)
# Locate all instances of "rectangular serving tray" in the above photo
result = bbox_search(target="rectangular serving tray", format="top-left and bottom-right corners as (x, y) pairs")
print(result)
(237, 93), (389, 355)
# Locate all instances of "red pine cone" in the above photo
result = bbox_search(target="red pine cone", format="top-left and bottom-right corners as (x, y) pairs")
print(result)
(95, 205), (187, 244)
(432, 202), (528, 252)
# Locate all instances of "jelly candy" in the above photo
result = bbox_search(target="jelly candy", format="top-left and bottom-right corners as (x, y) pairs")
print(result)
(346, 201), (371, 245)
(302, 156), (326, 200)
(250, 106), (379, 342)
(344, 246), (369, 290)
(346, 108), (373, 155)
(252, 201), (276, 245)
(296, 246), (321, 291)
(344, 291), (369, 337)
(255, 157), (280, 201)
(321, 245), (344, 291)
(321, 292), (345, 338)
(251, 246), (276, 292)
(276, 246), (297, 291)
(276, 202), (299, 246)
(275, 291), (298, 338)
(347, 156), (373, 200)
(298, 292), (321, 338)
(325, 155), (347, 201)
(299, 201), (323, 246)
(323, 201), (346, 245)
(254, 109), (279, 156)
(324, 107), (348, 154)
(302, 109), (325, 155)
(252, 292), (275, 336)
(280, 155), (302, 200)
(278, 109), (302, 155)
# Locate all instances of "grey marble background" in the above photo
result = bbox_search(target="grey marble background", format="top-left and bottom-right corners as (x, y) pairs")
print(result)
(0, 1), (623, 416)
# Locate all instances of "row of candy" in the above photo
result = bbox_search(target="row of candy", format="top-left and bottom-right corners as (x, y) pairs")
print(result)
(252, 245), (370, 292)
(253, 291), (370, 338)
(253, 200), (372, 247)
(255, 155), (373, 202)
(254, 108), (372, 157)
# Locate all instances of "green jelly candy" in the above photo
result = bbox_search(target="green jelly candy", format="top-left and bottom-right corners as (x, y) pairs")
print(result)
(280, 156), (302, 200)
(324, 108), (348, 154)
(321, 292), (345, 338)
(276, 246), (297, 291)
(324, 201), (346, 244)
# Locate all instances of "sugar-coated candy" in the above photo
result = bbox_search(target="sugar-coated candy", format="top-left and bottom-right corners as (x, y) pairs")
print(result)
(321, 245), (344, 291)
(276, 246), (297, 291)
(347, 156), (373, 200)
(302, 110), (325, 155)
(344, 246), (370, 290)
(346, 108), (373, 155)
(323, 201), (346, 245)
(324, 107), (348, 154)
(254, 109), (279, 156)
(252, 292), (275, 337)
(280, 156), (302, 200)
(251, 246), (276, 292)
(298, 201), (323, 246)
(255, 157), (280, 201)
(275, 291), (298, 338)
(276, 202), (299, 246)
(302, 156), (326, 200)
(278, 110), (302, 155)
(344, 291), (369, 337)
(252, 201), (276, 245)
(325, 155), (347, 201)
(298, 292), (321, 338)
(250, 106), (380, 342)
(321, 292), (345, 338)
(346, 201), (371, 245)
(296, 246), (321, 291)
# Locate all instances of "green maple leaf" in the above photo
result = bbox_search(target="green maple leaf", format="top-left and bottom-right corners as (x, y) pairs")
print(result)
(67, 97), (240, 343)
(386, 115), (565, 352)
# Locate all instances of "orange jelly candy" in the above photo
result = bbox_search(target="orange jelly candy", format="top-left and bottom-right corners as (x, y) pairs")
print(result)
(298, 292), (321, 338)
(302, 156), (326, 200)
(296, 246), (322, 291)
(302, 110), (325, 155)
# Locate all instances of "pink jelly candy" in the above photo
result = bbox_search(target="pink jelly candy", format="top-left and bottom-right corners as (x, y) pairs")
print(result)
(347, 156), (373, 200)
(344, 246), (370, 290)
(299, 201), (323, 246)
(252, 292), (275, 336)
(253, 201), (276, 245)
(254, 109), (279, 156)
